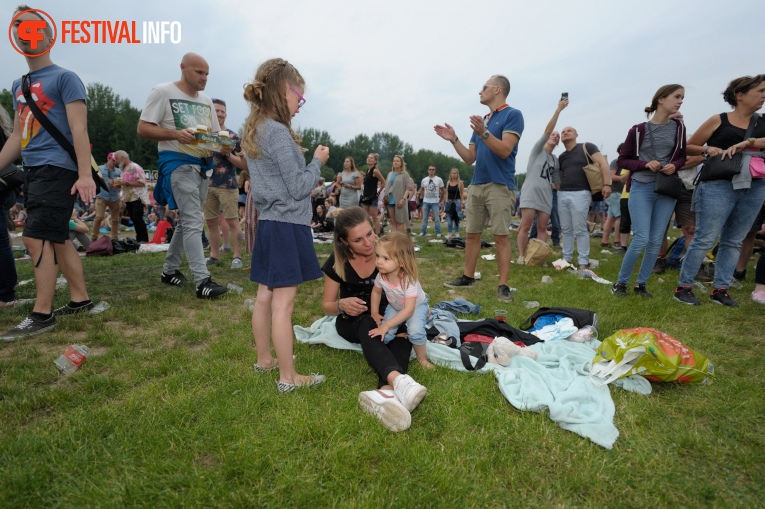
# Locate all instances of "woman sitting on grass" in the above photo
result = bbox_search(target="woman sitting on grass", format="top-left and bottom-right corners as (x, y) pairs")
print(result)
(322, 207), (427, 433)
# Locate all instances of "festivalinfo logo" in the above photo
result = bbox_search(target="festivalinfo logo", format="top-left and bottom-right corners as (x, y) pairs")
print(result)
(9, 8), (181, 56)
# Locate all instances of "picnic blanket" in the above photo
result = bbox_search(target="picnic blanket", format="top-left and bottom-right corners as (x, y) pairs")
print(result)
(495, 339), (650, 449)
(294, 316), (650, 449)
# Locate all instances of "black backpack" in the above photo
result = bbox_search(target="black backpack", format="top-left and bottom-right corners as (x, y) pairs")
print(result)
(519, 307), (598, 331)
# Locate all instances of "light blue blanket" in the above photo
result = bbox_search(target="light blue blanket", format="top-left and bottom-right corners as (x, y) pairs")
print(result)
(294, 316), (650, 449)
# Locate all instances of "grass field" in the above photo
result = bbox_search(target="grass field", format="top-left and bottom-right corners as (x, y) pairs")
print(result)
(1, 223), (764, 508)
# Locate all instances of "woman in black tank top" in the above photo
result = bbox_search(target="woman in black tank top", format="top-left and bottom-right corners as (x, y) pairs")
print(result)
(676, 74), (765, 307)
(445, 168), (464, 239)
(359, 153), (386, 234)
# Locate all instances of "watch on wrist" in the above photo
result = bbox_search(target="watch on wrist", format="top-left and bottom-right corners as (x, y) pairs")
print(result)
(481, 131), (490, 140)
(748, 138), (756, 147)
(451, 137), (459, 144)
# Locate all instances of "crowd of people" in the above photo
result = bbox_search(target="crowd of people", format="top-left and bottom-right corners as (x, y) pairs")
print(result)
(2, 6), (764, 433)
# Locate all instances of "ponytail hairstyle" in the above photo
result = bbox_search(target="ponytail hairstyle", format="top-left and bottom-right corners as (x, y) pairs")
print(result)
(722, 75), (765, 108)
(644, 84), (684, 118)
(241, 58), (306, 158)
(376, 232), (419, 288)
(332, 206), (374, 280)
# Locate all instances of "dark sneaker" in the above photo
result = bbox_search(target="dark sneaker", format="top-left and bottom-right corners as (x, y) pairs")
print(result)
(710, 288), (738, 307)
(444, 274), (476, 288)
(674, 286), (700, 306)
(611, 282), (627, 297)
(1, 314), (57, 342)
(161, 270), (188, 286)
(633, 284), (653, 299)
(733, 269), (747, 281)
(498, 285), (513, 303)
(652, 258), (667, 275)
(196, 277), (228, 299)
(205, 257), (219, 267)
(54, 301), (94, 316)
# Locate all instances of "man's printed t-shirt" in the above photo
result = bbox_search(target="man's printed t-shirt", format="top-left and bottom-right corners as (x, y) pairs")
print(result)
(139, 82), (220, 159)
(420, 176), (444, 204)
(210, 129), (241, 189)
(12, 64), (87, 171)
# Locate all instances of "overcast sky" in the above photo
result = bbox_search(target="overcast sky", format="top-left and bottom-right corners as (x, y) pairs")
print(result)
(2, 0), (759, 173)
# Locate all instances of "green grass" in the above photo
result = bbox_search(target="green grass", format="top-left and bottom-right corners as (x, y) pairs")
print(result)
(1, 225), (764, 508)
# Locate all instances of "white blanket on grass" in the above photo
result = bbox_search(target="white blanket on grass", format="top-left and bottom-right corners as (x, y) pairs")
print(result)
(294, 316), (648, 449)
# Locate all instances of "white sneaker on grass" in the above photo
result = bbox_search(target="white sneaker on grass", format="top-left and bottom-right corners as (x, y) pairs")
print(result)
(358, 389), (411, 432)
(392, 374), (426, 412)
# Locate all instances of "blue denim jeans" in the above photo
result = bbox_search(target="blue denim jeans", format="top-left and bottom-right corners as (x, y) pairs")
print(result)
(558, 190), (591, 266)
(446, 200), (460, 235)
(421, 202), (441, 235)
(617, 181), (676, 285)
(679, 178), (765, 289)
(383, 300), (429, 346)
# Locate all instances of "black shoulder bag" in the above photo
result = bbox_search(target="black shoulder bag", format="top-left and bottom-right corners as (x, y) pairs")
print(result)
(647, 121), (683, 200)
(21, 74), (107, 192)
(697, 113), (759, 183)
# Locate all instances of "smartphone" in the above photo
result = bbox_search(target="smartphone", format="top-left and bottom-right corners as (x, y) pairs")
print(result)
(561, 92), (569, 100)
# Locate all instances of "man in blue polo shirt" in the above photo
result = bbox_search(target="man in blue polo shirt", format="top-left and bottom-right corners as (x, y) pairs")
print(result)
(435, 75), (524, 302)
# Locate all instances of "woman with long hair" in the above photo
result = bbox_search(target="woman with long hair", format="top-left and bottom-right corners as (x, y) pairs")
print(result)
(516, 98), (566, 263)
(674, 75), (765, 306)
(322, 207), (426, 432)
(444, 168), (465, 240)
(381, 155), (414, 233)
(612, 84), (687, 299)
(242, 57), (330, 392)
(338, 156), (362, 209)
(359, 152), (386, 234)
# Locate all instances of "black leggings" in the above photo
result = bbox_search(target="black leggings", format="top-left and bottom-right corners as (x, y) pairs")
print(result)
(335, 314), (412, 389)
(756, 253), (765, 285)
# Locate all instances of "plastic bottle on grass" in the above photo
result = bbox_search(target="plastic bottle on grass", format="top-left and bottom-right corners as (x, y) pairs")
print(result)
(227, 283), (243, 294)
(55, 345), (89, 375)
(89, 301), (110, 314)
(244, 299), (255, 312)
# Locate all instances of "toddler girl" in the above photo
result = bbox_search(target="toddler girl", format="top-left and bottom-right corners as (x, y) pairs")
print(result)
(369, 232), (434, 369)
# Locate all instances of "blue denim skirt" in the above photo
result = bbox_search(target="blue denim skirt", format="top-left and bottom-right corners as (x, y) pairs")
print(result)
(250, 220), (322, 287)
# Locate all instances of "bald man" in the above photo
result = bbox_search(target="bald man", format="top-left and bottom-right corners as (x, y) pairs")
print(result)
(138, 52), (228, 299)
(557, 126), (611, 269)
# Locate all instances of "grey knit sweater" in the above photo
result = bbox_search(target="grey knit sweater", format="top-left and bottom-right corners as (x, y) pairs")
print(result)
(247, 118), (322, 226)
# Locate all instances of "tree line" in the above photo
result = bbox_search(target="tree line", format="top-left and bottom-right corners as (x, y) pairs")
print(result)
(1, 82), (476, 186)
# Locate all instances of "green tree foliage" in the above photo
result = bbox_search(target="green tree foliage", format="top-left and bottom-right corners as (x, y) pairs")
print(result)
(299, 128), (474, 186)
(0, 89), (14, 121)
(86, 83), (156, 171)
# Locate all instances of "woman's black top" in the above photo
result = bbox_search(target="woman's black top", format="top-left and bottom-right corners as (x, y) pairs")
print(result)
(322, 252), (387, 315)
(708, 113), (765, 150)
(447, 183), (461, 200)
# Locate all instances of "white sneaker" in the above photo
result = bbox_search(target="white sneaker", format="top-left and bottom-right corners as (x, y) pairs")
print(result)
(231, 257), (243, 269)
(516, 255), (525, 265)
(436, 234), (442, 238)
(392, 374), (426, 412)
(358, 389), (411, 432)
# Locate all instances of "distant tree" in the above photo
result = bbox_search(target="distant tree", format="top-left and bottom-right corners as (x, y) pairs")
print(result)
(0, 89), (14, 121)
